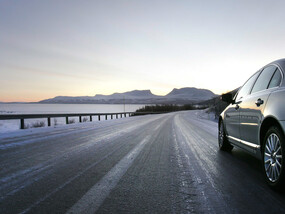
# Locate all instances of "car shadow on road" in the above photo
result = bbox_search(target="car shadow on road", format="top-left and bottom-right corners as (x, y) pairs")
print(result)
(230, 147), (262, 171)
(216, 146), (285, 197)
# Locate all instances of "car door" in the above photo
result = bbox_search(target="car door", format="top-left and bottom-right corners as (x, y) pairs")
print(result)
(224, 71), (260, 141)
(239, 65), (281, 150)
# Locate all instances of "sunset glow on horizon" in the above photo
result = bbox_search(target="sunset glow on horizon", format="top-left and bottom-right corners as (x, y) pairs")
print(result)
(1, 0), (285, 102)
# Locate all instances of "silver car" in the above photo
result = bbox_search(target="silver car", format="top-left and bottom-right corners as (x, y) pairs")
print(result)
(219, 58), (285, 189)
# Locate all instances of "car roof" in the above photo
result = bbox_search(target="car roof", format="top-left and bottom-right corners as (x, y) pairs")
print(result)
(268, 58), (285, 72)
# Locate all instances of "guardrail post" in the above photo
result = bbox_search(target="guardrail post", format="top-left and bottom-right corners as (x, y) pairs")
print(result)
(20, 119), (25, 129)
(1, 112), (143, 131)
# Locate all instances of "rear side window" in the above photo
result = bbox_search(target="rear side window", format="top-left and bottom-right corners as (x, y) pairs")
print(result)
(251, 65), (277, 94)
(236, 71), (260, 101)
(268, 68), (282, 89)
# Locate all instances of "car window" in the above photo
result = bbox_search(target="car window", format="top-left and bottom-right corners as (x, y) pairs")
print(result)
(236, 71), (260, 101)
(251, 65), (277, 94)
(268, 68), (282, 89)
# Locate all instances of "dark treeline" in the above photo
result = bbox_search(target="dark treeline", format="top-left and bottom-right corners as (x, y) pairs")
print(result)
(135, 104), (204, 113)
(135, 87), (240, 117)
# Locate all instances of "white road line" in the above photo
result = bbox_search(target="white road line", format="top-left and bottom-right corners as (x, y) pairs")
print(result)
(66, 135), (151, 214)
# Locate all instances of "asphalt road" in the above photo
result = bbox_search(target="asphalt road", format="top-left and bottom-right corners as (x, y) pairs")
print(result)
(1, 111), (285, 213)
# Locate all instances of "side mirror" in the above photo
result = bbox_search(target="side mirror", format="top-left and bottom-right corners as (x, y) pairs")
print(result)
(221, 93), (234, 104)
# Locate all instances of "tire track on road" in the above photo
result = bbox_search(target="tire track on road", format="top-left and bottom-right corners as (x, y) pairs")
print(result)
(66, 118), (168, 214)
(173, 114), (231, 213)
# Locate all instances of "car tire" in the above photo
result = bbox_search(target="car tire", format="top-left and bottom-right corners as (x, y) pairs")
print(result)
(218, 120), (233, 152)
(262, 126), (285, 190)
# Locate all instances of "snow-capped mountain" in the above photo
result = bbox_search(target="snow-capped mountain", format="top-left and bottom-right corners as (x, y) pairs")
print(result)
(39, 88), (217, 104)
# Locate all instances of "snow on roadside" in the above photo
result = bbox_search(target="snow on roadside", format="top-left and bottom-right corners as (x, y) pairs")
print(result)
(0, 110), (218, 142)
(185, 110), (218, 138)
(0, 114), (161, 141)
(0, 116), (111, 134)
(195, 108), (218, 122)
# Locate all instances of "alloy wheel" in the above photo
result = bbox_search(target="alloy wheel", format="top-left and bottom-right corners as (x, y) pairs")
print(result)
(264, 133), (283, 182)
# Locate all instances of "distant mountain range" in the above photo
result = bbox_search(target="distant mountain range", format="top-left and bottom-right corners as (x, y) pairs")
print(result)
(39, 87), (217, 104)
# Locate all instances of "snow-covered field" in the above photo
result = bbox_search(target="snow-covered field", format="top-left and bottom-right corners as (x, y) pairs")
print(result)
(0, 104), (144, 133)
(0, 113), (161, 150)
(0, 104), (217, 134)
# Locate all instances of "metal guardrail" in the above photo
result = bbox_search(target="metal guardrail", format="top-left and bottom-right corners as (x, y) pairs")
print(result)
(0, 112), (163, 129)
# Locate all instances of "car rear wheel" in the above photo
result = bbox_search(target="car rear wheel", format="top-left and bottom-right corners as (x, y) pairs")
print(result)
(262, 126), (285, 190)
(218, 121), (233, 152)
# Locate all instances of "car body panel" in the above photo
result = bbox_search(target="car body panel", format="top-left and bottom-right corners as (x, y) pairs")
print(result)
(279, 121), (285, 135)
(223, 103), (240, 139)
(263, 88), (285, 121)
(239, 89), (272, 145)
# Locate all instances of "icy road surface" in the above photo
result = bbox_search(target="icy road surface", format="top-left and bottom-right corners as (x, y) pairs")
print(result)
(1, 111), (285, 213)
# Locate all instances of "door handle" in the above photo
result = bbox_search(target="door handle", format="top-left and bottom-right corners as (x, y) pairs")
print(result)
(255, 98), (264, 107)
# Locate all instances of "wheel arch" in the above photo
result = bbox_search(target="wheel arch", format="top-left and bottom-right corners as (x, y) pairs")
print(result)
(260, 116), (284, 150)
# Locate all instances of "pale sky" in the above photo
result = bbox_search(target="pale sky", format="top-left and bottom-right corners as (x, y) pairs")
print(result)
(1, 0), (285, 102)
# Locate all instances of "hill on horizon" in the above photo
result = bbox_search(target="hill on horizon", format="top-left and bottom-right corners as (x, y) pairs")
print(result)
(38, 87), (217, 104)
